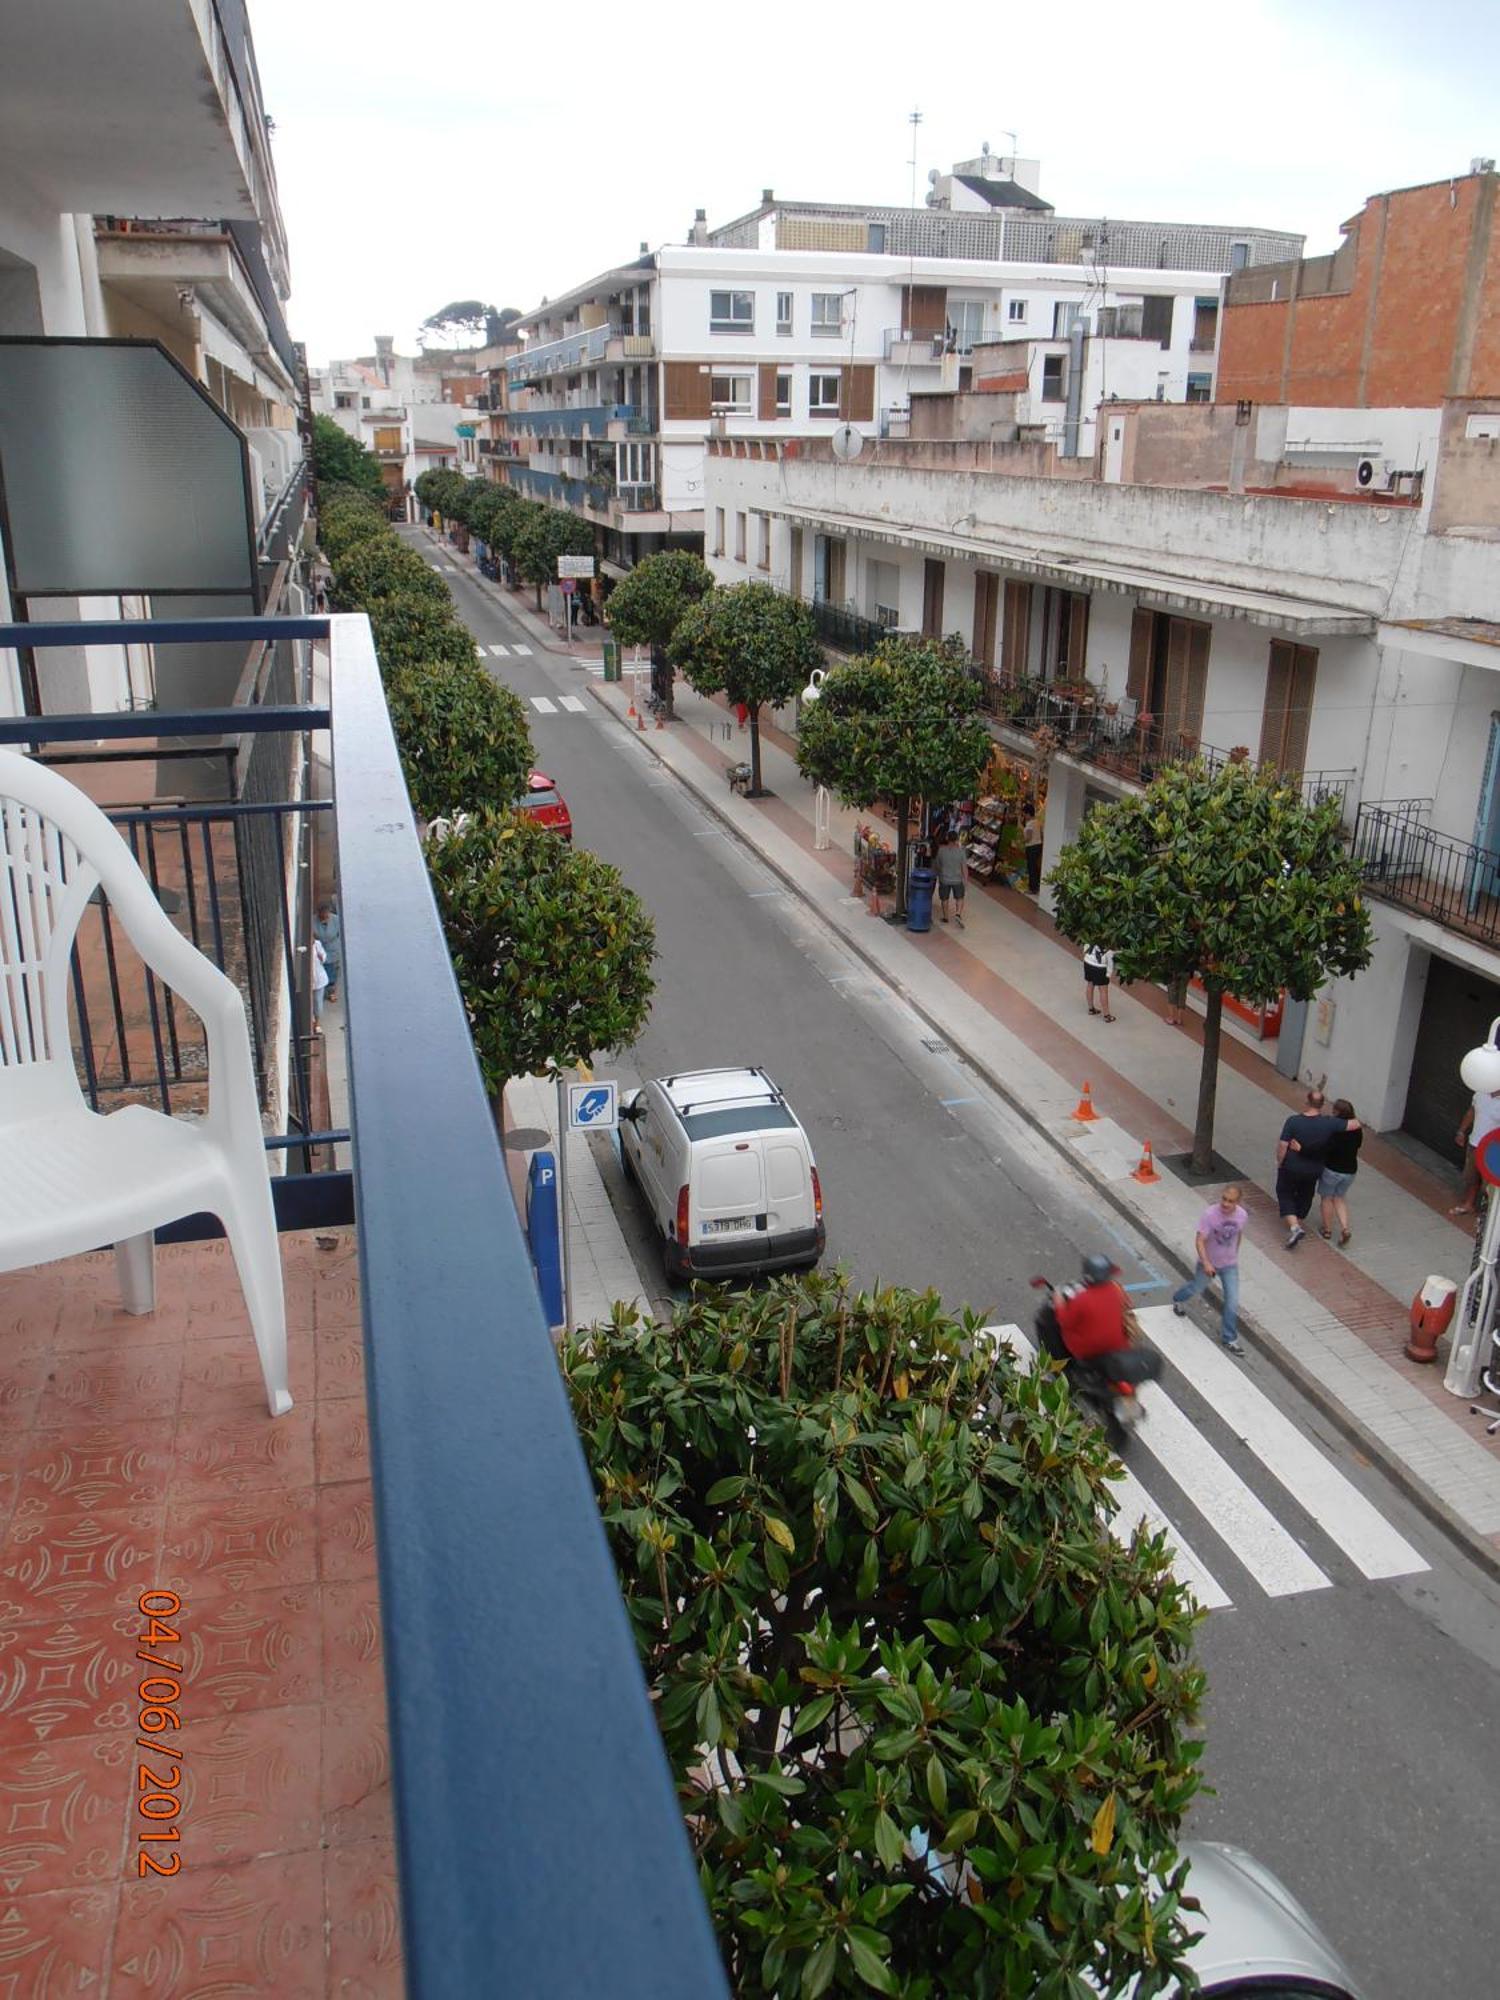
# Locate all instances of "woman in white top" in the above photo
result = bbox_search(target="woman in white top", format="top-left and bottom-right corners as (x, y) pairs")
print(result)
(1082, 943), (1115, 1022)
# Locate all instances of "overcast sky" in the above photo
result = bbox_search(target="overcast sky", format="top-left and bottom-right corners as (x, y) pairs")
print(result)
(248, 0), (1497, 364)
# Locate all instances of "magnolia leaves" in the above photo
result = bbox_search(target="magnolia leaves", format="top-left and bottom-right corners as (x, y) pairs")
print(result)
(383, 660), (533, 824)
(795, 639), (994, 817)
(670, 581), (823, 713)
(606, 549), (715, 652)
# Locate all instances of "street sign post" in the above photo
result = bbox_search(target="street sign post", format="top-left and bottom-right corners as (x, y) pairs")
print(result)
(557, 554), (596, 579)
(568, 1081), (618, 1131)
(1446, 1127), (1500, 1395)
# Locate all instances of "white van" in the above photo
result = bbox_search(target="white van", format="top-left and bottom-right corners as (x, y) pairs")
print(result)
(619, 1066), (825, 1282)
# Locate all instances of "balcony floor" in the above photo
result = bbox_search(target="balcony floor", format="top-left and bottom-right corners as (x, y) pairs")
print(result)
(0, 1229), (402, 1996)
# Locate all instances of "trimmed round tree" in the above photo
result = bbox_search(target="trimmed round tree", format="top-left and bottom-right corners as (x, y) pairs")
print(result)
(668, 582), (822, 793)
(426, 811), (656, 1095)
(382, 659), (533, 824)
(312, 415), (385, 503)
(513, 506), (596, 611)
(367, 595), (480, 676)
(563, 1273), (1206, 1998)
(796, 638), (993, 914)
(1048, 759), (1373, 1173)
(604, 549), (714, 716)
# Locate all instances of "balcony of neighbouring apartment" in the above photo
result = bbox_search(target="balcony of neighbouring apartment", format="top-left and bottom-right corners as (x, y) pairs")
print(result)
(0, 610), (724, 1999)
(1351, 800), (1500, 951)
(95, 219), (298, 395)
(882, 328), (955, 371)
(0, 0), (289, 292)
(506, 404), (641, 442)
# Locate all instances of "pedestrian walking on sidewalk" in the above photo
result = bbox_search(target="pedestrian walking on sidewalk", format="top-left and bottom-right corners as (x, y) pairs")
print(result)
(1451, 1084), (1500, 1215)
(1083, 943), (1115, 1021)
(1317, 1099), (1361, 1246)
(1023, 805), (1044, 895)
(1172, 1184), (1248, 1353)
(935, 831), (967, 927)
(1275, 1088), (1360, 1248)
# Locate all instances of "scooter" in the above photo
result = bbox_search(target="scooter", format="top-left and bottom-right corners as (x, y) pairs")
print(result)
(1029, 1276), (1161, 1452)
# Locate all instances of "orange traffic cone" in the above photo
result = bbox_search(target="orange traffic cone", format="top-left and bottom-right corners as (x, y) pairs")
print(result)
(626, 695), (637, 719)
(1071, 1080), (1099, 1123)
(1131, 1139), (1161, 1184)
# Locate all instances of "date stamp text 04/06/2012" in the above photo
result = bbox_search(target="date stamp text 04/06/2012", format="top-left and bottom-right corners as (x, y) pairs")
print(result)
(134, 1590), (187, 1877)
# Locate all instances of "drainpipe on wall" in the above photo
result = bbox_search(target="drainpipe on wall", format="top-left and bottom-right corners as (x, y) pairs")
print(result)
(1062, 321), (1085, 456)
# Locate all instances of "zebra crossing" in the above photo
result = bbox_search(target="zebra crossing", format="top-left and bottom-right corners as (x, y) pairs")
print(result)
(526, 694), (587, 715)
(483, 642), (533, 657)
(988, 1305), (1429, 1613)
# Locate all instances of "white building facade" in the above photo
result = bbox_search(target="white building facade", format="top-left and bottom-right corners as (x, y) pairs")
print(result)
(702, 398), (1500, 1156)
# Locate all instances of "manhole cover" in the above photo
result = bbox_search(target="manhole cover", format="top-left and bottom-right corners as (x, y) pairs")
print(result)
(921, 1037), (950, 1055)
(503, 1126), (552, 1151)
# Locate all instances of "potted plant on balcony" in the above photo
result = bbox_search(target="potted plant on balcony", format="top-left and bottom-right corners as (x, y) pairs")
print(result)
(563, 1273), (1207, 1998)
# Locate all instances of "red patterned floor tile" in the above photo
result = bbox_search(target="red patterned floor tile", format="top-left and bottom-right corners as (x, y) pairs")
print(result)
(179, 1586), (323, 1717)
(33, 1343), (185, 1429)
(159, 1490), (320, 1601)
(314, 1329), (366, 1403)
(314, 1399), (370, 1486)
(0, 1884), (118, 1992)
(325, 1836), (404, 1994)
(316, 1485), (379, 1583)
(0, 1508), (163, 1629)
(179, 1332), (315, 1418)
(172, 1704), (321, 1868)
(321, 1701), (394, 1850)
(321, 1581), (386, 1704)
(0, 1608), (141, 1750)
(113, 1850), (325, 1996)
(0, 1732), (132, 1896)
(0, 1353), (54, 1440)
(167, 1405), (316, 1503)
(14, 1419), (177, 1521)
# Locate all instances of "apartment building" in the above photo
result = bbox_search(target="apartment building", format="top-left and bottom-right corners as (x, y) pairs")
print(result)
(704, 387), (1500, 1157)
(0, 0), (305, 721)
(500, 154), (1301, 575)
(310, 336), (491, 516)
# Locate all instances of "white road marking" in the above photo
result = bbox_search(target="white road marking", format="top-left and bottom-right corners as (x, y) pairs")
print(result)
(1133, 1388), (1331, 1599)
(488, 644), (510, 657)
(512, 643), (533, 655)
(1137, 1307), (1430, 1581)
(530, 696), (557, 714)
(559, 695), (587, 713)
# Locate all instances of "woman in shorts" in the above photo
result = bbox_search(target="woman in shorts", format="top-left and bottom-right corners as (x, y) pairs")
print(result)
(1318, 1098), (1361, 1247)
(1082, 943), (1115, 1020)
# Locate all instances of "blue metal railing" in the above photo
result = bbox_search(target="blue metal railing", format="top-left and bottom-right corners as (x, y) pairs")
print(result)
(0, 612), (726, 1998)
(505, 403), (636, 440)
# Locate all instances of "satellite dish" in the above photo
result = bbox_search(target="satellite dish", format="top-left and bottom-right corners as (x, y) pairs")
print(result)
(830, 424), (866, 463)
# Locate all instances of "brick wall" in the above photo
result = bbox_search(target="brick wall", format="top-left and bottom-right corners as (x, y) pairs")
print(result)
(1217, 173), (1499, 407)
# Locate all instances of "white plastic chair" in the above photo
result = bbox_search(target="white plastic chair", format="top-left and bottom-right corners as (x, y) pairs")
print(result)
(0, 748), (291, 1415)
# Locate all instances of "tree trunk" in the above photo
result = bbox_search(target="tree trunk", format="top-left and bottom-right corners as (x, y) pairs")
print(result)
(1192, 987), (1224, 1174)
(748, 707), (764, 794)
(893, 795), (911, 917)
(533, 582), (543, 610)
(650, 641), (674, 718)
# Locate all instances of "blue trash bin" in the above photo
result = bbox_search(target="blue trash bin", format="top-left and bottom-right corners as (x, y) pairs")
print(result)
(906, 864), (937, 933)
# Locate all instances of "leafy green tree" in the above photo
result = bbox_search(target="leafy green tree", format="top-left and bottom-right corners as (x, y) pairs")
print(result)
(312, 415), (384, 502)
(383, 659), (533, 823)
(418, 300), (518, 348)
(604, 549), (714, 715)
(426, 812), (656, 1094)
(670, 582), (821, 794)
(318, 484), (390, 564)
(513, 506), (595, 610)
(330, 536), (449, 611)
(1048, 760), (1373, 1172)
(367, 594), (480, 676)
(563, 1273), (1205, 1998)
(796, 638), (993, 915)
(416, 467), (469, 526)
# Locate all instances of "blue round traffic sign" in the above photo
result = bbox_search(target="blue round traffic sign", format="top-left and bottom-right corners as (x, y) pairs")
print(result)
(1477, 1127), (1500, 1188)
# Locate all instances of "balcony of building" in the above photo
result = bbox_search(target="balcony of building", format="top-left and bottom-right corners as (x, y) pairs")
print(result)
(1350, 800), (1500, 948)
(810, 597), (909, 657)
(506, 404), (639, 443)
(882, 328), (949, 367)
(96, 220), (298, 400)
(0, 611), (724, 1996)
(0, 0), (289, 295)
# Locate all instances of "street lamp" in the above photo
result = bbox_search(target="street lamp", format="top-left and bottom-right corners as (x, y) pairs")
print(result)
(1445, 1016), (1500, 1396)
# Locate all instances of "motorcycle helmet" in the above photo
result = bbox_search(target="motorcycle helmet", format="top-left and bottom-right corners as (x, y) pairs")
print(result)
(1081, 1252), (1119, 1286)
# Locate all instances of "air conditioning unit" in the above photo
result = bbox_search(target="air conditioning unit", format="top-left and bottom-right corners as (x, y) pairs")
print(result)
(1355, 457), (1386, 488)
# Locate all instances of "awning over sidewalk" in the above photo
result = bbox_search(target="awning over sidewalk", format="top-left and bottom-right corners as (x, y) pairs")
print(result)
(766, 502), (1375, 638)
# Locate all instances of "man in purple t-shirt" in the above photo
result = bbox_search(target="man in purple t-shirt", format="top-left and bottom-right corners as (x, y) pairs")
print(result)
(1171, 1184), (1248, 1354)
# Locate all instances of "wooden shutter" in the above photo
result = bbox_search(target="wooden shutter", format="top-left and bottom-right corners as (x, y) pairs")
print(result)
(1184, 622), (1210, 741)
(663, 362), (712, 420)
(903, 284), (948, 335)
(758, 363), (781, 420)
(1064, 592), (1090, 677)
(788, 525), (804, 600)
(839, 365), (875, 422)
(972, 573), (999, 668)
(1259, 640), (1317, 772)
(1001, 580), (1031, 685)
(1126, 607), (1155, 704)
(1163, 618), (1210, 742)
(922, 559), (946, 639)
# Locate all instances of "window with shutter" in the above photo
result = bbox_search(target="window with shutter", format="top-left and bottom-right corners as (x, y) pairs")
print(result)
(1259, 641), (1317, 772)
(922, 560), (946, 639)
(758, 363), (780, 419)
(1002, 580), (1032, 685)
(1126, 607), (1155, 706)
(972, 573), (1000, 669)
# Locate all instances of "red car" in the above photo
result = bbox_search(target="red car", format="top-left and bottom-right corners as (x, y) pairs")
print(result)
(521, 769), (572, 841)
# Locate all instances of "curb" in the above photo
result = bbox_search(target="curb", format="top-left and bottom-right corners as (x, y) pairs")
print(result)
(588, 681), (1500, 1588)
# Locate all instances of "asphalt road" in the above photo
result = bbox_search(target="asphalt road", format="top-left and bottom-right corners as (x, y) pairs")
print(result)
(415, 536), (1500, 1999)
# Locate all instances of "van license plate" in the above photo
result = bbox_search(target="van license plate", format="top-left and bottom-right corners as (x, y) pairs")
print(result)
(703, 1215), (755, 1235)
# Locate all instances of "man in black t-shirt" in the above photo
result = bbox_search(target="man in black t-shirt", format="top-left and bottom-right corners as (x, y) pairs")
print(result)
(1275, 1088), (1361, 1249)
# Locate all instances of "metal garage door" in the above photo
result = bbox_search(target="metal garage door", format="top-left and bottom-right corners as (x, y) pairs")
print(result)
(1403, 954), (1500, 1154)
